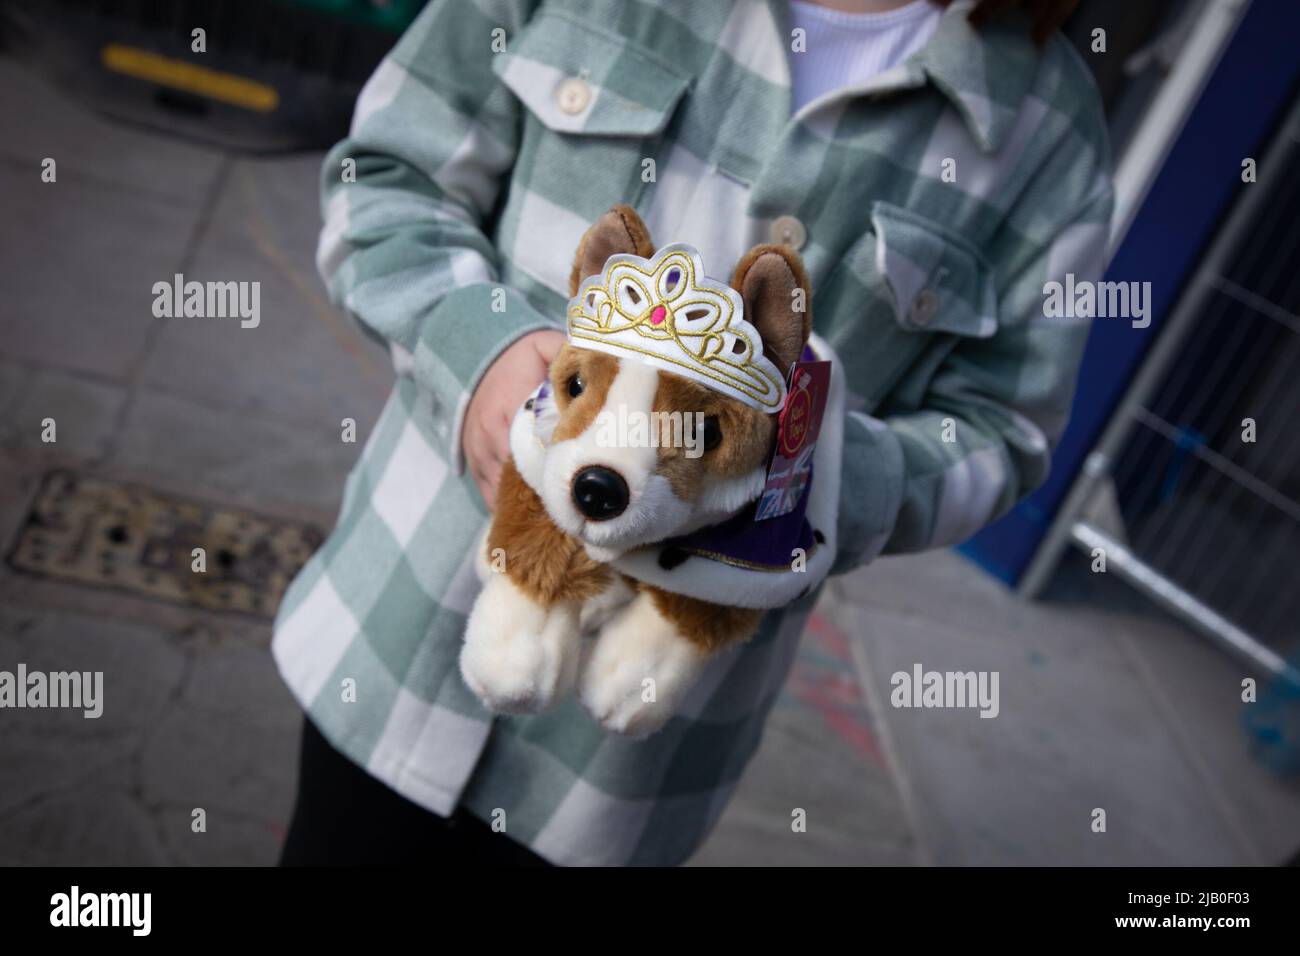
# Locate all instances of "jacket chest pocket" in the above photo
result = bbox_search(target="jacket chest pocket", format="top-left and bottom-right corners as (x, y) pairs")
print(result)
(494, 9), (690, 294)
(823, 200), (999, 410)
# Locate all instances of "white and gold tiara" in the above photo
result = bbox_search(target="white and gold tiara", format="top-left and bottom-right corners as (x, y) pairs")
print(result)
(566, 243), (787, 413)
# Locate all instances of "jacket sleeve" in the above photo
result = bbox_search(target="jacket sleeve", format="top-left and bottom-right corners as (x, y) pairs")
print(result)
(316, 0), (551, 471)
(831, 137), (1114, 574)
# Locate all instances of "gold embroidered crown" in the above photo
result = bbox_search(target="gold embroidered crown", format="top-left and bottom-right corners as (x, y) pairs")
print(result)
(566, 244), (787, 412)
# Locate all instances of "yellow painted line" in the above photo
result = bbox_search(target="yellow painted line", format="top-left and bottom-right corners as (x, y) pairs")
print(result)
(101, 44), (279, 113)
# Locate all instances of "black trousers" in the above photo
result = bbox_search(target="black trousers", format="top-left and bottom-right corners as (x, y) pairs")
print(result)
(279, 717), (550, 867)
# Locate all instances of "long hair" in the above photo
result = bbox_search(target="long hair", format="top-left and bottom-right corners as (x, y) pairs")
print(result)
(934, 0), (1081, 46)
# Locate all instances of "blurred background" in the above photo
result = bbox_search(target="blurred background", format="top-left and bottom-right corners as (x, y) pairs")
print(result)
(1, 0), (1298, 865)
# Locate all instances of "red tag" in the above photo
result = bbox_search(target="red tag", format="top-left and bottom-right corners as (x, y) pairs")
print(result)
(755, 359), (830, 521)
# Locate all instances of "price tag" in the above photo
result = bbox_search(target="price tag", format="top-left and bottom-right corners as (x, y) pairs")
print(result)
(754, 359), (830, 522)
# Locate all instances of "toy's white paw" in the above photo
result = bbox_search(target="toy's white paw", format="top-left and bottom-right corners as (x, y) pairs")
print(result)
(577, 573), (635, 635)
(460, 574), (579, 715)
(579, 593), (708, 737)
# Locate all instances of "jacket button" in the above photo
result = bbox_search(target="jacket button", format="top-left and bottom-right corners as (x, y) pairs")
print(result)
(770, 215), (807, 250)
(556, 77), (591, 115)
(911, 288), (938, 326)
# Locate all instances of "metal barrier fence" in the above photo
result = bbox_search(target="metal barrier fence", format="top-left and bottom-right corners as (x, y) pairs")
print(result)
(1021, 90), (1300, 690)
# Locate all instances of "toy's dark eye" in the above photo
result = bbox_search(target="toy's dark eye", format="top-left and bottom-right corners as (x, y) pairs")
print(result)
(567, 373), (585, 399)
(702, 415), (722, 451)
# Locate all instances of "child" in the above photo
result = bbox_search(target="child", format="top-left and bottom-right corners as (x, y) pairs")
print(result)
(275, 0), (1108, 866)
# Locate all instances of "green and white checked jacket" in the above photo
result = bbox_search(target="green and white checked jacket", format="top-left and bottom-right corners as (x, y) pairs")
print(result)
(272, 0), (1112, 865)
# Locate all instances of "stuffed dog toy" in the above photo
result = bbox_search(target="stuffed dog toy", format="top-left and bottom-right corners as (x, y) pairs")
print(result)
(460, 205), (843, 736)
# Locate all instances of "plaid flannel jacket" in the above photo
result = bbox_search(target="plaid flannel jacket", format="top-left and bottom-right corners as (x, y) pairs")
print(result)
(272, 0), (1113, 865)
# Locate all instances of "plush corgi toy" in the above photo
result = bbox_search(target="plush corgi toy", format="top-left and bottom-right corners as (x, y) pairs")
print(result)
(460, 205), (844, 736)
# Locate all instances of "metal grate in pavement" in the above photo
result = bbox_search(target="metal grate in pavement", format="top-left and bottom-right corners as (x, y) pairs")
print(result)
(6, 471), (322, 618)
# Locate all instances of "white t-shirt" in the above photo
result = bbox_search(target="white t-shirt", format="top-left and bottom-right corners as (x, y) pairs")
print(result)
(787, 0), (943, 113)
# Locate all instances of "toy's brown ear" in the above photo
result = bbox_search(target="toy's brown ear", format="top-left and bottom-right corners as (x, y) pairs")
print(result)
(569, 205), (656, 297)
(732, 244), (812, 382)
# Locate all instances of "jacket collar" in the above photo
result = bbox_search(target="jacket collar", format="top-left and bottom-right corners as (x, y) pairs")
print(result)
(916, 0), (1042, 152)
(766, 0), (1042, 153)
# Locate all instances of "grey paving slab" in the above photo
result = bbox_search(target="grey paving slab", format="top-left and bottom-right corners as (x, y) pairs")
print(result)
(109, 386), (374, 517)
(823, 550), (1292, 866)
(0, 564), (269, 648)
(829, 546), (1057, 643)
(691, 806), (918, 866)
(181, 640), (295, 715)
(137, 156), (393, 430)
(156, 806), (286, 867)
(1100, 579), (1300, 864)
(0, 609), (188, 826)
(689, 717), (919, 865)
(0, 357), (31, 411)
(0, 601), (300, 866)
(691, 608), (920, 865)
(138, 699), (299, 831)
(0, 162), (205, 379)
(0, 56), (224, 202)
(0, 609), (188, 740)
(0, 731), (141, 826)
(2, 364), (127, 460)
(1033, 560), (1300, 863)
(0, 770), (169, 866)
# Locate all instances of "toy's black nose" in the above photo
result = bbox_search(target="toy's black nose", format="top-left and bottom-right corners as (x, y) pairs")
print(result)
(572, 466), (629, 521)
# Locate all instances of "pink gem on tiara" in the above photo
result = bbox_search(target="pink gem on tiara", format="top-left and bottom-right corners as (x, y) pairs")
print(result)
(650, 305), (667, 325)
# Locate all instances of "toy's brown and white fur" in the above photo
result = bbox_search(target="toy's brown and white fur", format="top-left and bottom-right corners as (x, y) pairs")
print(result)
(460, 205), (811, 736)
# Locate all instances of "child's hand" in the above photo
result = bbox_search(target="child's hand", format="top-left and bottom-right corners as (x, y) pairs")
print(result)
(463, 329), (565, 511)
